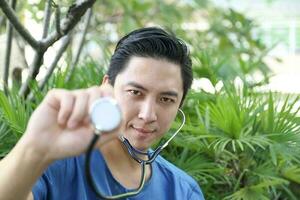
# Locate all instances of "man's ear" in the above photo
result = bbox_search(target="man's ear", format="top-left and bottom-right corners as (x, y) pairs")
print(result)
(102, 75), (110, 85)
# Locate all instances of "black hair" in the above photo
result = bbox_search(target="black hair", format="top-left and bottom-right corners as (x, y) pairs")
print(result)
(107, 27), (192, 106)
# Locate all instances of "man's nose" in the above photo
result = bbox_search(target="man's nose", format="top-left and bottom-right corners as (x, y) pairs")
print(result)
(138, 99), (157, 123)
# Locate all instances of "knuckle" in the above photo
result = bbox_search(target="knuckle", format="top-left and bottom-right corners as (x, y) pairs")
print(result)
(46, 89), (57, 98)
(87, 86), (101, 94)
(72, 89), (88, 98)
(62, 104), (73, 113)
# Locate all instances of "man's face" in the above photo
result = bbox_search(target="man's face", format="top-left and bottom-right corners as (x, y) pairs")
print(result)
(113, 56), (183, 151)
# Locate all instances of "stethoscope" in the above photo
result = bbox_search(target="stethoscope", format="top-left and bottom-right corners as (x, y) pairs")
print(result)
(85, 97), (186, 199)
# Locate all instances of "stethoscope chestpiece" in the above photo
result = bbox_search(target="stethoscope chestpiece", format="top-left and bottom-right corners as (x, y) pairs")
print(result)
(89, 97), (122, 133)
(86, 97), (147, 199)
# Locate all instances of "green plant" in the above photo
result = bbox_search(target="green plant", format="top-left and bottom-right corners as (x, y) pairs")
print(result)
(0, 60), (106, 157)
(0, 89), (32, 158)
(187, 8), (273, 87)
(162, 87), (300, 199)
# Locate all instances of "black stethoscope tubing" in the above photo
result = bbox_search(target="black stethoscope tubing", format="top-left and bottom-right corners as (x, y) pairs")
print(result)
(85, 109), (185, 199)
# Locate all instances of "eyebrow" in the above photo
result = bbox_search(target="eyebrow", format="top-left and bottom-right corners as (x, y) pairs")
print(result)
(126, 81), (179, 98)
(126, 82), (147, 91)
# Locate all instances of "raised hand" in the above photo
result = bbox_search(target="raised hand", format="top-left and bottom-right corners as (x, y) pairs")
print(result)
(22, 84), (121, 163)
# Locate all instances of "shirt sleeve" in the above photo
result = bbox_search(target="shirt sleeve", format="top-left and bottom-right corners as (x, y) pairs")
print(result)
(32, 159), (70, 200)
(188, 183), (205, 200)
(32, 173), (49, 200)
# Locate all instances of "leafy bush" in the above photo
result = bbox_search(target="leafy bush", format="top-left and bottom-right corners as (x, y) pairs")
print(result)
(1, 61), (299, 199)
(163, 87), (300, 199)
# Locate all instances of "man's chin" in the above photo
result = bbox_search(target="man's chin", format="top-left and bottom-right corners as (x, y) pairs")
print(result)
(128, 140), (150, 153)
(129, 141), (149, 152)
(122, 134), (144, 146)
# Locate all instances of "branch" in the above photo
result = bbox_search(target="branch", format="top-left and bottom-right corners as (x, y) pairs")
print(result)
(0, 0), (39, 49)
(3, 0), (17, 88)
(41, 0), (96, 48)
(27, 34), (72, 101)
(42, 0), (52, 39)
(18, 0), (96, 97)
(62, 0), (96, 34)
(65, 8), (92, 83)
(18, 0), (52, 97)
(0, 15), (4, 27)
(19, 51), (43, 97)
(55, 6), (61, 35)
(40, 35), (71, 90)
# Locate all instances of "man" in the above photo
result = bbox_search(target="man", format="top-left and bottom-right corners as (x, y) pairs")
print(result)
(0, 27), (205, 199)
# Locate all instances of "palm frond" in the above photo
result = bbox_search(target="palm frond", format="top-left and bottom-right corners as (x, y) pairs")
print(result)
(0, 90), (31, 136)
(281, 165), (300, 184)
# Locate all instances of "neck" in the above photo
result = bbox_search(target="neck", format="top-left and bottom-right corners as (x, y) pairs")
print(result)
(98, 138), (151, 189)
(100, 138), (147, 167)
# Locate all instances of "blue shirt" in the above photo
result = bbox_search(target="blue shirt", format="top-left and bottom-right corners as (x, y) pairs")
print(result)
(32, 150), (205, 200)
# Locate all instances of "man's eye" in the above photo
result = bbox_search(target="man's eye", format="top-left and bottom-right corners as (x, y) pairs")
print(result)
(161, 97), (175, 104)
(129, 90), (141, 96)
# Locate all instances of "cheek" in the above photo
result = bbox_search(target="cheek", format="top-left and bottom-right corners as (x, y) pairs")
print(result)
(159, 110), (178, 132)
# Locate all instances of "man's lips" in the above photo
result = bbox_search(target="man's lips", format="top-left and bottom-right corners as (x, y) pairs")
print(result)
(131, 126), (155, 134)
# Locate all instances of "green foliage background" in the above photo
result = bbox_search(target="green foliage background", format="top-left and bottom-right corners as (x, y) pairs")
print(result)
(1, 0), (300, 199)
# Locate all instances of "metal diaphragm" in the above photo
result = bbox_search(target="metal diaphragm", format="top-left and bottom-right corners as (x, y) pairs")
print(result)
(89, 97), (122, 133)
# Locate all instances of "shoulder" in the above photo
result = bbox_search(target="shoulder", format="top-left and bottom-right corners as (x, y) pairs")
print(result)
(154, 155), (196, 184)
(45, 155), (79, 176)
(32, 157), (77, 199)
(33, 156), (80, 188)
(44, 150), (105, 178)
(153, 155), (205, 199)
(32, 151), (104, 199)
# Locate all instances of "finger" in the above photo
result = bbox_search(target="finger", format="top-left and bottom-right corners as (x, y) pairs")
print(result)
(83, 86), (102, 125)
(45, 89), (75, 126)
(100, 83), (114, 97)
(67, 90), (89, 129)
(88, 84), (114, 107)
(57, 92), (75, 126)
(87, 86), (103, 108)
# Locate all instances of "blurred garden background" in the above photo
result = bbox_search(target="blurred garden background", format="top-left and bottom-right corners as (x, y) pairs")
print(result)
(1, 0), (300, 199)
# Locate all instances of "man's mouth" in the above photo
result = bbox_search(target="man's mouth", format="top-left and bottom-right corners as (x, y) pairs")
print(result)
(131, 125), (155, 134)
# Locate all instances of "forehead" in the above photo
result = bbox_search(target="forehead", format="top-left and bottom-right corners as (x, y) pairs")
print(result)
(115, 56), (183, 93)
